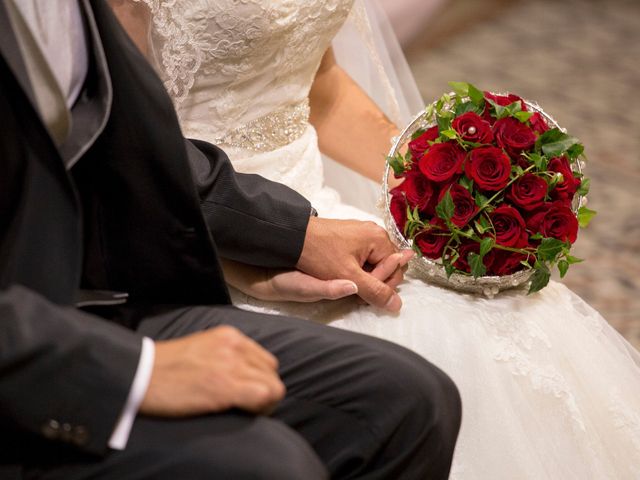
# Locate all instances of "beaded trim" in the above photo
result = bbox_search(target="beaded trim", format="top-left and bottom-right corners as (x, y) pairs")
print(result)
(188, 99), (310, 152)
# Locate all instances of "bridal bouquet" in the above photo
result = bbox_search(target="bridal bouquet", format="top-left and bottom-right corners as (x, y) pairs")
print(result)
(385, 82), (596, 295)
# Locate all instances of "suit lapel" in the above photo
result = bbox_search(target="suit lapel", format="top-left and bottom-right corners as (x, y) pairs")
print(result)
(60, 0), (112, 168)
(0, 0), (38, 112)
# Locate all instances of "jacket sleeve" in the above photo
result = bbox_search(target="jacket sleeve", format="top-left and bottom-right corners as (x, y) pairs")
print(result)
(185, 139), (312, 269)
(0, 286), (142, 456)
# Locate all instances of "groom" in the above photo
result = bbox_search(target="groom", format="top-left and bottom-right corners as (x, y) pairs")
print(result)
(0, 1), (460, 479)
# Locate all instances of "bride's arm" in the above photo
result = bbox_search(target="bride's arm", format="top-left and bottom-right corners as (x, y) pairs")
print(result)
(309, 48), (401, 186)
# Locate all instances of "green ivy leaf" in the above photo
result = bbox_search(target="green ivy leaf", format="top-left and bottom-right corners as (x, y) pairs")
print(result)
(387, 153), (406, 176)
(577, 206), (597, 228)
(474, 216), (492, 234)
(459, 175), (474, 192)
(454, 101), (482, 116)
(474, 191), (490, 208)
(537, 238), (565, 262)
(566, 255), (584, 265)
(479, 237), (494, 257)
(576, 177), (591, 196)
(444, 262), (456, 278)
(436, 190), (455, 222)
(511, 164), (525, 176)
(424, 104), (436, 122)
(440, 129), (458, 140)
(536, 128), (564, 145)
(468, 252), (487, 278)
(515, 111), (533, 123)
(566, 143), (585, 161)
(411, 128), (426, 140)
(437, 113), (453, 132)
(548, 172), (562, 191)
(541, 134), (581, 158)
(404, 205), (425, 238)
(468, 84), (485, 107)
(558, 259), (569, 278)
(448, 81), (470, 98)
(528, 153), (548, 171)
(488, 99), (522, 120)
(528, 264), (551, 294)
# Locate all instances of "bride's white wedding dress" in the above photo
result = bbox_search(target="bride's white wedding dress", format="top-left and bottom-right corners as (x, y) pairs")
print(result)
(138, 0), (640, 477)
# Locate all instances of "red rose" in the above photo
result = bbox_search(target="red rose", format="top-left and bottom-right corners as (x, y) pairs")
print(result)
(487, 249), (530, 276)
(408, 126), (439, 159)
(465, 146), (511, 191)
(528, 202), (579, 244)
(525, 202), (552, 234)
(390, 192), (408, 235)
(392, 170), (437, 214)
(484, 92), (527, 110)
(548, 156), (581, 202)
(493, 117), (536, 160)
(490, 205), (528, 248)
(418, 141), (466, 183)
(451, 112), (493, 143)
(415, 220), (449, 259)
(439, 183), (477, 227)
(507, 173), (548, 211)
(529, 112), (550, 134)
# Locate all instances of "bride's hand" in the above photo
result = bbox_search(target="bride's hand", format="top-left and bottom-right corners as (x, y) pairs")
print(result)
(221, 258), (359, 303)
(296, 217), (412, 312)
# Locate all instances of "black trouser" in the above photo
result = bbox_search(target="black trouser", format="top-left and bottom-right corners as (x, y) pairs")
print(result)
(23, 305), (461, 479)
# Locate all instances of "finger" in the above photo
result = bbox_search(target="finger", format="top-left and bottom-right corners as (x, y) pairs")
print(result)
(352, 268), (402, 312)
(232, 377), (286, 414)
(384, 268), (404, 291)
(356, 266), (404, 304)
(369, 253), (402, 282)
(222, 330), (279, 374)
(369, 250), (413, 282)
(368, 250), (413, 292)
(312, 279), (358, 301)
(363, 227), (398, 266)
(287, 278), (358, 302)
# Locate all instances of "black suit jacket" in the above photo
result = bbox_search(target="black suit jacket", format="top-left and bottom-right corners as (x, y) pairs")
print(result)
(0, 0), (311, 459)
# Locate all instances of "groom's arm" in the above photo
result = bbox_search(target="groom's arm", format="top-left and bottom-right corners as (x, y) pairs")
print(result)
(185, 139), (313, 269)
(0, 286), (142, 455)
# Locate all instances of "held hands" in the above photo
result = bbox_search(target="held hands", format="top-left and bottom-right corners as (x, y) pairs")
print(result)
(221, 258), (358, 302)
(140, 326), (285, 417)
(296, 217), (413, 312)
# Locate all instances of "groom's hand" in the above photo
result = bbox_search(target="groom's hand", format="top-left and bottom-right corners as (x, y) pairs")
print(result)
(296, 217), (408, 312)
(140, 327), (285, 417)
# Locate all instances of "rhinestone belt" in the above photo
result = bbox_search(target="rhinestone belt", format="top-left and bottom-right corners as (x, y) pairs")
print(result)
(184, 99), (310, 153)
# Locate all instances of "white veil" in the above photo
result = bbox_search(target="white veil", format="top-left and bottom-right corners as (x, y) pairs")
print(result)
(324, 0), (424, 214)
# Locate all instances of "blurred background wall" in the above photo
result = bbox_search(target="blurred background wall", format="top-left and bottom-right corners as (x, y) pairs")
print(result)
(379, 0), (640, 347)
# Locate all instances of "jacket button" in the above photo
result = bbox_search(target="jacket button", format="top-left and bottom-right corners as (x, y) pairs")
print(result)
(41, 419), (60, 439)
(72, 426), (89, 446)
(60, 423), (73, 442)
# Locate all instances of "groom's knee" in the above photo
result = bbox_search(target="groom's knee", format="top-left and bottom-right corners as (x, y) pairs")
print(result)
(175, 420), (327, 479)
(371, 340), (462, 445)
(121, 416), (328, 480)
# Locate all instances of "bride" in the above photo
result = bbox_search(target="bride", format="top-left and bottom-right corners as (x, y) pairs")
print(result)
(112, 1), (640, 477)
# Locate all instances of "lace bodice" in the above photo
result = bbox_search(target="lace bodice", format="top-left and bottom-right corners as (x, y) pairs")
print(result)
(141, 0), (354, 142)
